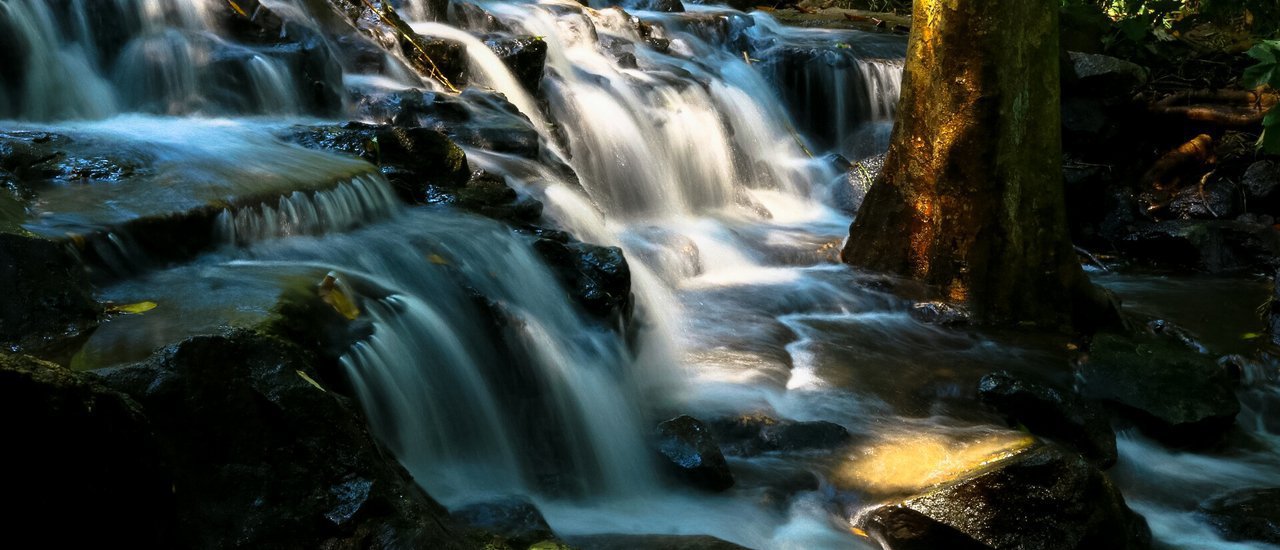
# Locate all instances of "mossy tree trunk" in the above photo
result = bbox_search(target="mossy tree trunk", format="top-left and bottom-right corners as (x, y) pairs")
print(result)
(841, 0), (1097, 327)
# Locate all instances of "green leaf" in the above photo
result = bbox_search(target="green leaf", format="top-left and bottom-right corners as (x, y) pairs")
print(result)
(1243, 62), (1277, 89)
(1260, 126), (1280, 155)
(1265, 107), (1280, 127)
(107, 301), (158, 315)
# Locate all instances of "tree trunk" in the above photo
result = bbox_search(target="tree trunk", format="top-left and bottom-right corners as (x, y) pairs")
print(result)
(841, 0), (1098, 327)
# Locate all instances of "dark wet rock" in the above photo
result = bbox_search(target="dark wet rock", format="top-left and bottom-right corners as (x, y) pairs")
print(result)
(833, 153), (883, 214)
(910, 301), (971, 326)
(1146, 318), (1208, 354)
(485, 35), (549, 92)
(978, 371), (1117, 468)
(451, 496), (556, 548)
(1118, 219), (1280, 273)
(1198, 487), (1280, 544)
(655, 415), (735, 491)
(708, 413), (853, 456)
(1079, 332), (1239, 444)
(1165, 176), (1242, 220)
(0, 233), (99, 355)
(355, 88), (543, 158)
(1243, 160), (1280, 215)
(861, 444), (1151, 550)
(410, 36), (468, 86)
(532, 237), (633, 322)
(1066, 51), (1148, 97)
(96, 331), (479, 549)
(599, 0), (686, 12)
(283, 122), (469, 202)
(569, 534), (748, 550)
(438, 170), (543, 224)
(0, 353), (173, 547)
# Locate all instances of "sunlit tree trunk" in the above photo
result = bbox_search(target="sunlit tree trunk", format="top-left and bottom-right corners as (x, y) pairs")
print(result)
(842, 0), (1100, 327)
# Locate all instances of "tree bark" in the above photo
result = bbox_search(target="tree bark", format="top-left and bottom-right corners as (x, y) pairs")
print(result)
(841, 0), (1097, 327)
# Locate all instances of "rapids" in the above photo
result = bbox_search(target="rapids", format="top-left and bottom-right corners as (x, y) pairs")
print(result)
(4, 0), (1277, 548)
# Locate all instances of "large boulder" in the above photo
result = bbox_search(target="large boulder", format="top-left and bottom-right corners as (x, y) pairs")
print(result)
(532, 234), (633, 323)
(96, 331), (481, 549)
(978, 371), (1117, 468)
(1079, 332), (1239, 444)
(655, 415), (735, 492)
(0, 353), (174, 547)
(1197, 487), (1280, 545)
(443, 170), (543, 224)
(0, 233), (99, 355)
(355, 88), (543, 159)
(860, 444), (1151, 550)
(708, 413), (853, 456)
(484, 35), (549, 92)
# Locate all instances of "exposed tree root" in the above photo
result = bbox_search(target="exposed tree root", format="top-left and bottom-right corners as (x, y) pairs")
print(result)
(1149, 89), (1279, 128)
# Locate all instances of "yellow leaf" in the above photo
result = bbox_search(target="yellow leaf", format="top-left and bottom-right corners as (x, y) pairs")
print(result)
(428, 253), (450, 265)
(295, 370), (326, 392)
(108, 301), (158, 315)
(318, 272), (360, 320)
(1243, 332), (1263, 340)
(851, 527), (869, 537)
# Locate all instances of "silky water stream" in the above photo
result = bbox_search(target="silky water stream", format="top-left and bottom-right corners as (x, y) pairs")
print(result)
(4, 0), (1277, 547)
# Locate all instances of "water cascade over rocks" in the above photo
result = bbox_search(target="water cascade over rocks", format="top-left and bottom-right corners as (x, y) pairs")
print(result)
(3, 0), (1278, 548)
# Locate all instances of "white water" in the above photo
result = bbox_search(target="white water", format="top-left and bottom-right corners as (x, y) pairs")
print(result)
(10, 0), (1279, 548)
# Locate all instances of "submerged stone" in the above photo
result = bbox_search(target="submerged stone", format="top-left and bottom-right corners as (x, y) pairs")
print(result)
(655, 415), (735, 491)
(1198, 487), (1280, 544)
(709, 413), (853, 456)
(568, 534), (749, 550)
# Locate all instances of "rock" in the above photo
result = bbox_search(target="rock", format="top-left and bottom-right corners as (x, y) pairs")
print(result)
(1166, 176), (1241, 220)
(485, 35), (549, 92)
(0, 233), (99, 355)
(409, 36), (468, 87)
(1243, 160), (1280, 215)
(600, 0), (686, 12)
(0, 353), (174, 547)
(1118, 219), (1280, 273)
(283, 122), (469, 202)
(442, 170), (543, 224)
(451, 496), (555, 548)
(977, 371), (1117, 468)
(355, 88), (543, 159)
(1066, 52), (1148, 97)
(1198, 487), (1280, 544)
(96, 331), (480, 549)
(909, 301), (971, 326)
(655, 415), (735, 491)
(568, 534), (749, 550)
(860, 444), (1151, 550)
(708, 413), (853, 456)
(832, 153), (883, 214)
(532, 236), (633, 323)
(1079, 332), (1239, 444)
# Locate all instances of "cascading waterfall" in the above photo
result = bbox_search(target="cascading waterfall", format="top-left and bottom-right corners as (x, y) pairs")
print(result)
(215, 173), (401, 245)
(24, 0), (1272, 548)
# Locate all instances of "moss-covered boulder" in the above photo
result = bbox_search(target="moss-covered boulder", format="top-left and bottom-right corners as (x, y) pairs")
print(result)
(0, 233), (99, 355)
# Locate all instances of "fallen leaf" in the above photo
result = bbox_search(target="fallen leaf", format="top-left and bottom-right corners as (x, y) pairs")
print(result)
(296, 370), (326, 392)
(107, 301), (158, 315)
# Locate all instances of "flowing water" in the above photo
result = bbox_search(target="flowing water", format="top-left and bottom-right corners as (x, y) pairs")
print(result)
(5, 0), (1279, 548)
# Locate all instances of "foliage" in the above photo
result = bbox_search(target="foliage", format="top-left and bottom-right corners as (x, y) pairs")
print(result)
(1243, 40), (1280, 153)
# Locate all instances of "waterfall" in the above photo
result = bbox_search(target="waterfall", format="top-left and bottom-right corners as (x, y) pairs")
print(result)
(216, 173), (401, 245)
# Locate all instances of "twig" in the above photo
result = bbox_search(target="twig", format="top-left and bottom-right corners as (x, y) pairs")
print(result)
(1075, 245), (1109, 272)
(357, 0), (460, 93)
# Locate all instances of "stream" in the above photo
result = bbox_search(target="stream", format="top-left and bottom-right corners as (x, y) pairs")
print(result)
(3, 0), (1278, 548)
